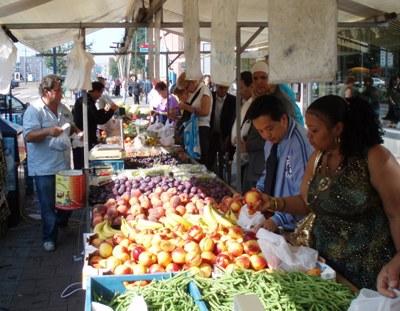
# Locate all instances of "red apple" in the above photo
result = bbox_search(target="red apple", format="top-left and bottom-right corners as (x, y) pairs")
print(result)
(249, 254), (268, 271)
(243, 240), (261, 256)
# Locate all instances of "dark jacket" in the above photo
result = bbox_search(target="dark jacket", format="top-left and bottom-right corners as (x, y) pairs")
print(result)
(210, 92), (236, 142)
(73, 94), (115, 149)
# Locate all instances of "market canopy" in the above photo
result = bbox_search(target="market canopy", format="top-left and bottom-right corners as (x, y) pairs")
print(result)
(0, 0), (400, 52)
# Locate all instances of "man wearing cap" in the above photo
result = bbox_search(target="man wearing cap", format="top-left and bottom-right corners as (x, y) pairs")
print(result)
(208, 84), (236, 177)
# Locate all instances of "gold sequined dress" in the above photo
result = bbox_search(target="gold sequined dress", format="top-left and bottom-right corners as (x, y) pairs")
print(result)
(307, 156), (396, 289)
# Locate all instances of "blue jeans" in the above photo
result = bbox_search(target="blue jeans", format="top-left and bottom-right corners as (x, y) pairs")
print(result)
(34, 175), (71, 243)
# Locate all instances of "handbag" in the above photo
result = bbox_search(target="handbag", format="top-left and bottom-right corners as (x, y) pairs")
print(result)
(287, 151), (323, 247)
(183, 114), (201, 160)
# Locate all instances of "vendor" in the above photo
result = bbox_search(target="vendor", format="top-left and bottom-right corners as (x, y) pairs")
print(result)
(256, 95), (399, 294)
(72, 81), (118, 169)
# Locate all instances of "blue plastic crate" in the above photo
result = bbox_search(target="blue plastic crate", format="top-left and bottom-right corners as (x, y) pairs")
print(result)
(89, 159), (124, 172)
(85, 273), (209, 311)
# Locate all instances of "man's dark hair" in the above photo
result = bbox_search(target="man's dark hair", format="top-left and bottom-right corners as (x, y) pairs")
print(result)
(240, 71), (252, 87)
(247, 95), (288, 121)
(90, 81), (105, 92)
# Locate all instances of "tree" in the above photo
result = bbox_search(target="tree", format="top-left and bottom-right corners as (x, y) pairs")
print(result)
(109, 58), (119, 79)
(130, 28), (146, 75)
(44, 42), (93, 77)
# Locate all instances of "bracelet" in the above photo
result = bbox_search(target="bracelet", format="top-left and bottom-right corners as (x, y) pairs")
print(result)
(279, 197), (286, 212)
(270, 197), (279, 212)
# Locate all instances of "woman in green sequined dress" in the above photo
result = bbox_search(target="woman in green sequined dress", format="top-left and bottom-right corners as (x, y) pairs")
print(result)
(258, 95), (400, 297)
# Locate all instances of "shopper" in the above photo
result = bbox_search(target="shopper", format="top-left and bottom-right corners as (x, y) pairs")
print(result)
(256, 95), (399, 291)
(247, 95), (313, 232)
(154, 81), (180, 124)
(23, 74), (74, 251)
(178, 72), (213, 166)
(72, 81), (118, 169)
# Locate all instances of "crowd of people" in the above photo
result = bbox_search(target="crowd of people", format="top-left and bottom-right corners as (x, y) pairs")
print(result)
(20, 64), (400, 298)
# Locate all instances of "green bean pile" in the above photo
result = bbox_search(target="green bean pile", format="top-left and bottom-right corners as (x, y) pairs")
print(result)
(105, 273), (197, 311)
(193, 270), (355, 311)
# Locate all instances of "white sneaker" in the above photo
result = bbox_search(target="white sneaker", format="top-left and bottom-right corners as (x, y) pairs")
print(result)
(43, 241), (55, 252)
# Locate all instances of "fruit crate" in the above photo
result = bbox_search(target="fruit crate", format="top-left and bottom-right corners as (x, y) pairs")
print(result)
(85, 273), (208, 311)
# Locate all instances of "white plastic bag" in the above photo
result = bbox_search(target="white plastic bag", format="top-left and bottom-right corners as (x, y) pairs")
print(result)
(49, 123), (71, 151)
(256, 228), (318, 272)
(237, 205), (265, 231)
(348, 288), (400, 311)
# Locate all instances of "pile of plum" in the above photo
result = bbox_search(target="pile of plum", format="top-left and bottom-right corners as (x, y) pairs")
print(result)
(124, 154), (188, 169)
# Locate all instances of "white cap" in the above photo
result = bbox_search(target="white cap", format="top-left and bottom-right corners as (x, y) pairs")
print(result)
(251, 61), (269, 74)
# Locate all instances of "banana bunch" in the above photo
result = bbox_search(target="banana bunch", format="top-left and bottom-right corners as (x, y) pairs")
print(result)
(93, 220), (121, 240)
(120, 218), (136, 240)
(225, 210), (238, 224)
(202, 204), (234, 230)
(135, 219), (164, 231)
(161, 212), (193, 231)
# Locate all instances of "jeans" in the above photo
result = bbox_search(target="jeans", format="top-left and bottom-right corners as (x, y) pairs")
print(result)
(34, 175), (71, 243)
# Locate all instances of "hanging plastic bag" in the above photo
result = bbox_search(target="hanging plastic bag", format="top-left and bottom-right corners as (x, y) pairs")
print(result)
(256, 228), (318, 272)
(348, 288), (400, 311)
(183, 114), (201, 159)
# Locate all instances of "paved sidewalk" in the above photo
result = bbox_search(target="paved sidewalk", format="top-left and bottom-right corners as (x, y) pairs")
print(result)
(0, 208), (87, 311)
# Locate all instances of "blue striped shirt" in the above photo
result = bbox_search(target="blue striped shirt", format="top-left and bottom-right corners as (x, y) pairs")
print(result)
(256, 118), (313, 230)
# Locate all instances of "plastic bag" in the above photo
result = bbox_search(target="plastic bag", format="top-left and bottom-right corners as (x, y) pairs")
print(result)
(237, 205), (265, 231)
(256, 228), (318, 272)
(49, 124), (71, 151)
(348, 289), (400, 311)
(183, 114), (201, 159)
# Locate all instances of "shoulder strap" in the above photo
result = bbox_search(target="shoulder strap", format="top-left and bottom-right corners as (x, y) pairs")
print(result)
(313, 151), (323, 176)
(188, 87), (202, 106)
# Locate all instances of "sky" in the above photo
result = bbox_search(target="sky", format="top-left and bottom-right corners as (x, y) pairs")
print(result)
(16, 28), (124, 65)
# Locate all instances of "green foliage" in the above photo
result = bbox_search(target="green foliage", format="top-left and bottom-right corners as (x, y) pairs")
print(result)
(130, 28), (146, 74)
(109, 58), (119, 79)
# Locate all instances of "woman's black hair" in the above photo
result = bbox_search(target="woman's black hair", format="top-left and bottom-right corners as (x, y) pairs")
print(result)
(246, 94), (288, 121)
(306, 95), (383, 158)
(155, 81), (167, 92)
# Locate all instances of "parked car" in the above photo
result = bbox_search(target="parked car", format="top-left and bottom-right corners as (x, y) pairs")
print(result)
(0, 94), (27, 125)
(372, 77), (385, 88)
(10, 79), (19, 89)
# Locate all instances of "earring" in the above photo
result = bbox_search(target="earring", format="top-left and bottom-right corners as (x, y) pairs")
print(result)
(335, 136), (341, 145)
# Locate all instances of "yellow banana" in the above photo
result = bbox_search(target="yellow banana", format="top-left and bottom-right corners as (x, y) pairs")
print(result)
(120, 218), (136, 240)
(102, 221), (121, 238)
(202, 204), (218, 231)
(225, 210), (237, 224)
(160, 217), (179, 229)
(93, 220), (108, 240)
(210, 206), (234, 228)
(136, 219), (164, 231)
(166, 213), (193, 230)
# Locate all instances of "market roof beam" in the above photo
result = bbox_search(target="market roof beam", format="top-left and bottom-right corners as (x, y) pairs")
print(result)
(0, 0), (54, 18)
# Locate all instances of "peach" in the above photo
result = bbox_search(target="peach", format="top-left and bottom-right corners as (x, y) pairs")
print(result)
(105, 256), (122, 272)
(185, 252), (202, 267)
(91, 237), (103, 248)
(226, 240), (244, 257)
(114, 264), (133, 275)
(149, 264), (166, 273)
(165, 262), (181, 272)
(249, 254), (268, 271)
(199, 263), (212, 278)
(199, 237), (214, 252)
(234, 254), (251, 269)
(200, 251), (216, 265)
(157, 251), (172, 267)
(171, 248), (186, 264)
(99, 242), (113, 258)
(188, 226), (205, 243)
(229, 199), (242, 213)
(132, 263), (147, 275)
(159, 239), (176, 253)
(243, 240), (261, 256)
(184, 241), (201, 255)
(112, 245), (130, 261)
(244, 190), (261, 208)
(228, 226), (244, 241)
(215, 253), (231, 269)
(89, 255), (102, 268)
(138, 251), (156, 267)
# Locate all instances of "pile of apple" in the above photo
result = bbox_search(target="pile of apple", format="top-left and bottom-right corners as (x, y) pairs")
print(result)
(91, 175), (235, 228)
(88, 223), (268, 277)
